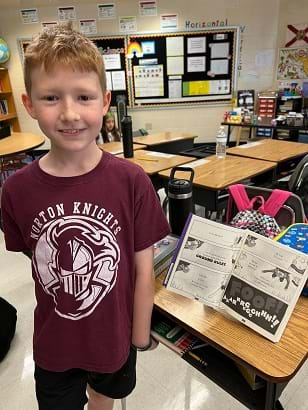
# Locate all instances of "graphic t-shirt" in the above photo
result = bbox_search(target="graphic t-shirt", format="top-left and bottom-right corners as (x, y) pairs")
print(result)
(1, 152), (170, 372)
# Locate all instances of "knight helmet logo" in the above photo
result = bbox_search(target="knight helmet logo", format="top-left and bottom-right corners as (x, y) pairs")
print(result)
(33, 216), (120, 320)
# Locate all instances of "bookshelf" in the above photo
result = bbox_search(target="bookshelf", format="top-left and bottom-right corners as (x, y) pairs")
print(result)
(0, 67), (21, 133)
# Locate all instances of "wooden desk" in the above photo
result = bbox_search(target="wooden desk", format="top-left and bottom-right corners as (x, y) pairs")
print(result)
(0, 132), (45, 157)
(155, 274), (308, 409)
(133, 132), (197, 154)
(227, 139), (308, 163)
(116, 149), (196, 176)
(117, 149), (196, 192)
(158, 155), (276, 211)
(98, 141), (146, 155)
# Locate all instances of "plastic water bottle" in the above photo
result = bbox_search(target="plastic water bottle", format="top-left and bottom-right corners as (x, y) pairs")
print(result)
(216, 126), (227, 159)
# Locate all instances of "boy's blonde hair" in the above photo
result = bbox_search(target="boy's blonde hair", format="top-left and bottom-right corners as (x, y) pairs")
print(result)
(24, 22), (106, 95)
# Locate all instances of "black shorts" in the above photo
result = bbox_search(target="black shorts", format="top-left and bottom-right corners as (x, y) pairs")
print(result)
(34, 346), (137, 410)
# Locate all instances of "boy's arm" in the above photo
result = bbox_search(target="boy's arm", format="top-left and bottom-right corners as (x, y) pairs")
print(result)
(132, 245), (155, 349)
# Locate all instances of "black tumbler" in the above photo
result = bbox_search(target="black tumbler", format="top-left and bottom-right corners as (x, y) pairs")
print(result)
(121, 115), (134, 158)
(168, 166), (194, 236)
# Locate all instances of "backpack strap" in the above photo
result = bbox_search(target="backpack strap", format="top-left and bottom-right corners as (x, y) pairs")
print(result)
(228, 184), (251, 211)
(226, 184), (251, 223)
(261, 189), (292, 217)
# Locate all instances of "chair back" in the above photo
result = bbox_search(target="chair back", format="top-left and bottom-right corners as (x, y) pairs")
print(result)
(288, 154), (308, 216)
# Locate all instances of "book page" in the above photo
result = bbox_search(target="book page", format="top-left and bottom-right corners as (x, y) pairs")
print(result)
(221, 231), (308, 342)
(165, 215), (245, 307)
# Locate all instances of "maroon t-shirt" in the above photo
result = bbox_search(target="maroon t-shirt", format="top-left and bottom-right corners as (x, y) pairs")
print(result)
(1, 151), (170, 372)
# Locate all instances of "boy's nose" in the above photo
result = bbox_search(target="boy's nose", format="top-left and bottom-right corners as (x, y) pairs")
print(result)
(60, 105), (80, 122)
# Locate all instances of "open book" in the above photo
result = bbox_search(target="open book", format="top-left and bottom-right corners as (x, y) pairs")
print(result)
(164, 214), (308, 343)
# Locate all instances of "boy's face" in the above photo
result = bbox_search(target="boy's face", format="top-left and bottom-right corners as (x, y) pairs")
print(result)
(22, 65), (110, 152)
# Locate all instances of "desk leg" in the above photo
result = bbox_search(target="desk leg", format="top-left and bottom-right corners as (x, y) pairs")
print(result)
(265, 381), (285, 410)
(226, 125), (231, 146)
(236, 127), (242, 146)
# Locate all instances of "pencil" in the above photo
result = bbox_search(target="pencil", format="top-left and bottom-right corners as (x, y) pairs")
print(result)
(187, 351), (208, 366)
(138, 157), (159, 162)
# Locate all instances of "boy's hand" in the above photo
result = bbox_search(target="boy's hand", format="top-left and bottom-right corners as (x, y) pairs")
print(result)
(133, 335), (159, 352)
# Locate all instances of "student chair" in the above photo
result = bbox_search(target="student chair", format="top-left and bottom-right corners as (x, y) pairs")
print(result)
(227, 185), (306, 230)
(0, 153), (30, 188)
(287, 154), (308, 216)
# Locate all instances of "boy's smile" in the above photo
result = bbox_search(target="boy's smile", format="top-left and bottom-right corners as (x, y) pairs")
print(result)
(22, 65), (110, 153)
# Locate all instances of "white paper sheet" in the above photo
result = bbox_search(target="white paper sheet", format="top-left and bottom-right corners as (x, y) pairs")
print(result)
(160, 14), (178, 30)
(168, 80), (182, 98)
(103, 54), (121, 70)
(20, 8), (39, 24)
(167, 56), (184, 75)
(210, 59), (229, 75)
(146, 152), (174, 158)
(98, 3), (116, 20)
(134, 65), (164, 97)
(106, 71), (112, 90)
(79, 19), (97, 35)
(119, 16), (137, 32)
(187, 37), (206, 54)
(111, 71), (126, 90)
(209, 79), (230, 94)
(210, 42), (229, 58)
(187, 56), (206, 73)
(166, 36), (184, 56)
(58, 6), (76, 21)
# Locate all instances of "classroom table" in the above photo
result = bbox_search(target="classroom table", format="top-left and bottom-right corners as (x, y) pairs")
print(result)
(154, 274), (308, 410)
(133, 132), (197, 154)
(116, 149), (196, 191)
(0, 132), (45, 157)
(98, 141), (146, 155)
(227, 139), (308, 176)
(158, 155), (277, 212)
(227, 139), (308, 163)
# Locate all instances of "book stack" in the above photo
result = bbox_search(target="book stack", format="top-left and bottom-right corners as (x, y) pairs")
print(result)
(154, 234), (178, 277)
(0, 99), (8, 115)
(151, 312), (208, 368)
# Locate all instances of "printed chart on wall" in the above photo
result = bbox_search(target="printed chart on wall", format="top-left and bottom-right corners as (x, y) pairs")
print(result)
(18, 35), (129, 107)
(128, 28), (238, 107)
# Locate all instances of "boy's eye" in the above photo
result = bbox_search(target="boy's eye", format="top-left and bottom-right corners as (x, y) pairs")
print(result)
(79, 95), (91, 101)
(44, 96), (58, 101)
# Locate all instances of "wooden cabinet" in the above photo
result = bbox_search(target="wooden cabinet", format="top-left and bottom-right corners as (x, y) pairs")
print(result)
(0, 67), (21, 132)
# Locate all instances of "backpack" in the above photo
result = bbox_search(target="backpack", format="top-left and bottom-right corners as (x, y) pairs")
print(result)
(226, 184), (292, 239)
(0, 297), (17, 361)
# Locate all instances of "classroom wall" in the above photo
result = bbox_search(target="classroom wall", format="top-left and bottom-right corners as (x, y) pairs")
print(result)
(0, 0), (305, 142)
(274, 0), (308, 90)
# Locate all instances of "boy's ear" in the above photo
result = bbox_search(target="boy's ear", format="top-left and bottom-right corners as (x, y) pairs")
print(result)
(102, 90), (111, 116)
(22, 93), (37, 119)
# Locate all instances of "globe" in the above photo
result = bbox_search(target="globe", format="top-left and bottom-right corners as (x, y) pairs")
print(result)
(0, 38), (10, 64)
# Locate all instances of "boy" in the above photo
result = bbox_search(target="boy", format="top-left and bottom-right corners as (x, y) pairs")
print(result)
(1, 24), (170, 410)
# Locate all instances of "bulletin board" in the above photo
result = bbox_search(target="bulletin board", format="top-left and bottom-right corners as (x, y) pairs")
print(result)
(90, 36), (129, 107)
(127, 28), (238, 108)
(17, 35), (129, 107)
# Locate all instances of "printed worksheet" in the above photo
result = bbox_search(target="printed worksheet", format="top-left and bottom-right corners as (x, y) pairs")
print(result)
(222, 231), (308, 342)
(165, 215), (244, 307)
